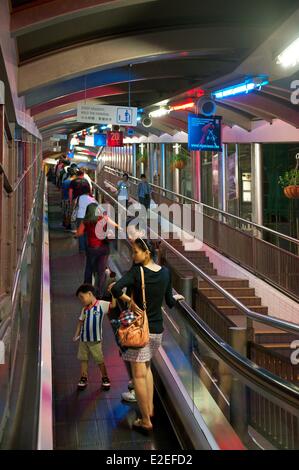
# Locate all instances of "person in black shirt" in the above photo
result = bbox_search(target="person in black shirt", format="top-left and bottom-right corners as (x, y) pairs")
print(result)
(110, 238), (184, 432)
(68, 169), (91, 201)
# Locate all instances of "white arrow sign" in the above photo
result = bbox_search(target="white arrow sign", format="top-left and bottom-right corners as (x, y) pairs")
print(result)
(77, 103), (138, 127)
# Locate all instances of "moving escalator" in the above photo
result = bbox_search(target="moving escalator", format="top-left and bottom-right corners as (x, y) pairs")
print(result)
(0, 173), (298, 450)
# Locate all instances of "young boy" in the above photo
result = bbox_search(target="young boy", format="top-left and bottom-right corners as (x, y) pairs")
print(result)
(73, 283), (116, 391)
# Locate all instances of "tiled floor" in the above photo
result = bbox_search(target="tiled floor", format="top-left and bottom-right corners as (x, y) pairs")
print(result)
(48, 183), (179, 450)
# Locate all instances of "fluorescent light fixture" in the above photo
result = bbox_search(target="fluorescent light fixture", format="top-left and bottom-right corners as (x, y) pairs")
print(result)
(276, 37), (299, 68)
(149, 107), (170, 118)
(212, 78), (268, 99)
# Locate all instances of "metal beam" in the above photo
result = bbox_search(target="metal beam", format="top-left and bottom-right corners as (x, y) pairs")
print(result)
(30, 85), (125, 116)
(19, 25), (266, 94)
(225, 93), (299, 128)
(11, 0), (156, 36)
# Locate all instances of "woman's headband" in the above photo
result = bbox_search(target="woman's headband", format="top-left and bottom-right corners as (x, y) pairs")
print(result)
(138, 238), (149, 251)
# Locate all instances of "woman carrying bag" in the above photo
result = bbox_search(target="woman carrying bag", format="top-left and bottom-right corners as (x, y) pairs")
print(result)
(110, 238), (184, 432)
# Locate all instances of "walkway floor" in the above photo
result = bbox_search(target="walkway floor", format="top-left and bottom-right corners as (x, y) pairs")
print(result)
(48, 182), (178, 450)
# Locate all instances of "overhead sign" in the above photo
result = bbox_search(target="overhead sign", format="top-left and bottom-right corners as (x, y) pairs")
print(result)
(53, 134), (68, 140)
(188, 114), (222, 151)
(77, 103), (138, 127)
(85, 135), (94, 147)
(94, 133), (107, 146)
(107, 131), (123, 147)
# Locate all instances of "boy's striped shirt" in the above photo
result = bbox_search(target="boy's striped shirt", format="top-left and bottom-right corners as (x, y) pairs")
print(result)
(79, 300), (110, 342)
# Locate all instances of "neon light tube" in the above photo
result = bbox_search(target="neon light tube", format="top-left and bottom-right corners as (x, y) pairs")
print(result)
(170, 102), (195, 111)
(213, 79), (268, 99)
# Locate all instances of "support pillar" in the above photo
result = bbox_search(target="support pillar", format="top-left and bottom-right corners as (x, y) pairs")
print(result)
(161, 144), (166, 189)
(173, 168), (180, 195)
(220, 144), (227, 213)
(192, 150), (201, 202)
(252, 143), (263, 228)
(132, 144), (136, 178)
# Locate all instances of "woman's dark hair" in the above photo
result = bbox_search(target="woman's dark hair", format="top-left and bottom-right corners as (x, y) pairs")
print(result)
(76, 283), (97, 297)
(134, 238), (157, 261)
(123, 173), (129, 179)
(67, 167), (75, 176)
(81, 185), (90, 195)
(140, 174), (146, 179)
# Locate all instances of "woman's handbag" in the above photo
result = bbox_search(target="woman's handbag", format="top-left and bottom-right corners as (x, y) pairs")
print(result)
(117, 266), (149, 348)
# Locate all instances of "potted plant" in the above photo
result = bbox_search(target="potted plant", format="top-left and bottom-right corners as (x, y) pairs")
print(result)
(170, 147), (189, 170)
(136, 148), (148, 165)
(278, 168), (299, 198)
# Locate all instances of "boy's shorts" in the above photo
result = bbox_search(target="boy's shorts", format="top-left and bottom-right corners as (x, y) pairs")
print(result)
(77, 341), (104, 364)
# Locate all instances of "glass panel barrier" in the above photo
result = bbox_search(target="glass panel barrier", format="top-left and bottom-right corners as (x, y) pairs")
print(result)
(162, 300), (299, 450)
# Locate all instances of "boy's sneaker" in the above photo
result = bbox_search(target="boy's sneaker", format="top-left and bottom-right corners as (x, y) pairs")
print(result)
(102, 377), (111, 391)
(121, 390), (137, 403)
(128, 380), (134, 391)
(77, 376), (88, 390)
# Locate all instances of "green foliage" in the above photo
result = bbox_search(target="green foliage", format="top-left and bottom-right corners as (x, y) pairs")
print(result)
(136, 149), (148, 163)
(170, 147), (190, 165)
(278, 169), (299, 188)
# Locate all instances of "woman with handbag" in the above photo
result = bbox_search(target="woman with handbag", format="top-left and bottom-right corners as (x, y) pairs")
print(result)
(110, 238), (184, 432)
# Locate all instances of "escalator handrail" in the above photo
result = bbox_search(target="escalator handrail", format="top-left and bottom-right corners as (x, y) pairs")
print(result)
(37, 176), (53, 450)
(108, 216), (299, 419)
(110, 224), (299, 409)
(103, 165), (299, 246)
(171, 299), (299, 408)
(92, 179), (299, 336)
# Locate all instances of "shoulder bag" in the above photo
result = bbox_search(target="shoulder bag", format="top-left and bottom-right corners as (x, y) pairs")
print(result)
(117, 266), (149, 349)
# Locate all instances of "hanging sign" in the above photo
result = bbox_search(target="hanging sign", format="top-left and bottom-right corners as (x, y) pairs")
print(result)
(77, 103), (138, 127)
(107, 131), (124, 147)
(188, 114), (222, 151)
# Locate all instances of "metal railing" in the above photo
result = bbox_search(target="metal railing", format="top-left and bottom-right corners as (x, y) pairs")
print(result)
(108, 223), (299, 449)
(102, 166), (299, 301)
(92, 178), (299, 336)
(94, 179), (299, 449)
(0, 105), (42, 298)
(103, 165), (298, 245)
(174, 299), (299, 449)
(0, 170), (44, 446)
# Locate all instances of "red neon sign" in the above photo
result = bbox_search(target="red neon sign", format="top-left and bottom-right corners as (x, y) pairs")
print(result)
(107, 131), (124, 147)
(170, 102), (195, 111)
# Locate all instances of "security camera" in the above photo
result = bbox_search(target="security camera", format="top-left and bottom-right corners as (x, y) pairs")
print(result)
(142, 115), (152, 128)
(196, 97), (216, 116)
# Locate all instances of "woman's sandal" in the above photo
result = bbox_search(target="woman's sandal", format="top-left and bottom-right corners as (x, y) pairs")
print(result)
(132, 418), (153, 434)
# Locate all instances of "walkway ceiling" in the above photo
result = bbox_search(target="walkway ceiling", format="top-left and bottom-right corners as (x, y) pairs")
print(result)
(8, 0), (299, 138)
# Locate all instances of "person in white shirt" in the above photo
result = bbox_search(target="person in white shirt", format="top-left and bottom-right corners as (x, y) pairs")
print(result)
(116, 173), (130, 209)
(77, 189), (98, 219)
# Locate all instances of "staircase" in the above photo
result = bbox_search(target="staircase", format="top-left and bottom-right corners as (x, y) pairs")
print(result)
(161, 238), (298, 383)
